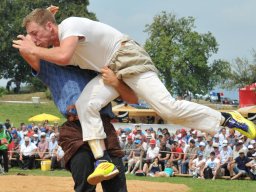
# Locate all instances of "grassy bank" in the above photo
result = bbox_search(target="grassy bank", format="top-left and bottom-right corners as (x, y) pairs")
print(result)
(0, 101), (66, 126)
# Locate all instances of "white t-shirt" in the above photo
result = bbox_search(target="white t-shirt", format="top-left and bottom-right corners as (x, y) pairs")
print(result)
(58, 17), (124, 71)
(205, 158), (220, 171)
(20, 142), (37, 156)
(192, 157), (206, 167)
(146, 146), (160, 159)
(219, 149), (232, 164)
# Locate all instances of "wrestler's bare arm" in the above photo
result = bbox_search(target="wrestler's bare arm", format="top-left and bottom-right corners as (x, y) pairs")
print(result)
(13, 35), (78, 66)
(101, 67), (138, 104)
(19, 45), (40, 72)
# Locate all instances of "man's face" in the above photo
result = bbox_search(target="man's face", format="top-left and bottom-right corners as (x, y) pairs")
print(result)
(26, 21), (53, 48)
(239, 153), (245, 158)
(189, 142), (194, 147)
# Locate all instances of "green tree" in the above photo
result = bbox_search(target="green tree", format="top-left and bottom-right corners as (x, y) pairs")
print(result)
(225, 52), (256, 89)
(144, 12), (230, 97)
(0, 0), (96, 92)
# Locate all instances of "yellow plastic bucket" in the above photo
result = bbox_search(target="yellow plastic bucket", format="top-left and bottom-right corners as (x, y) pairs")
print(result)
(41, 160), (51, 171)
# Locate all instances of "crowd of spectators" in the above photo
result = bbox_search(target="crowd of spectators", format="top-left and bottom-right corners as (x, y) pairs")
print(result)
(0, 118), (256, 182)
(0, 119), (64, 173)
(117, 124), (256, 180)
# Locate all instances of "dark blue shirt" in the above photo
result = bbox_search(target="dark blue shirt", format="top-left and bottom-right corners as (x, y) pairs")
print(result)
(235, 156), (250, 172)
(33, 60), (114, 118)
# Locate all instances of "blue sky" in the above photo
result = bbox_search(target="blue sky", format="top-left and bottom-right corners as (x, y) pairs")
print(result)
(88, 0), (256, 61)
(88, 0), (256, 99)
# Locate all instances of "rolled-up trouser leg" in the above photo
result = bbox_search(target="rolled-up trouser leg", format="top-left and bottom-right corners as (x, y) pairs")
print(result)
(123, 71), (222, 133)
(75, 75), (119, 141)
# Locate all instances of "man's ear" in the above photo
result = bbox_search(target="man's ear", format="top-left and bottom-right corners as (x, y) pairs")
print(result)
(45, 21), (54, 31)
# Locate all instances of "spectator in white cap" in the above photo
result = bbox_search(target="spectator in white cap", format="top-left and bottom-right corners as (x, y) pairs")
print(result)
(198, 141), (207, 159)
(246, 152), (256, 180)
(119, 133), (127, 149)
(230, 149), (250, 180)
(250, 140), (256, 148)
(19, 136), (37, 169)
(46, 133), (58, 159)
(190, 151), (206, 178)
(247, 145), (255, 159)
(213, 134), (220, 146)
(188, 130), (197, 143)
(221, 140), (232, 154)
(31, 134), (39, 146)
(219, 142), (232, 176)
(196, 132), (204, 147)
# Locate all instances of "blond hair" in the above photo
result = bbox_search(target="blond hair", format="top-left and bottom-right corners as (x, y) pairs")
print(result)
(22, 8), (57, 28)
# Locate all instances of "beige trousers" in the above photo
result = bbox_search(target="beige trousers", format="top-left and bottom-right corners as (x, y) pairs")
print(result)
(76, 41), (222, 141)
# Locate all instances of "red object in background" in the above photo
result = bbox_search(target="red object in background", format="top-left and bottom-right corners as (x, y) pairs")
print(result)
(239, 83), (256, 107)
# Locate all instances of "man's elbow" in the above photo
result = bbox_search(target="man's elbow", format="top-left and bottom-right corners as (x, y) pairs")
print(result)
(57, 54), (72, 65)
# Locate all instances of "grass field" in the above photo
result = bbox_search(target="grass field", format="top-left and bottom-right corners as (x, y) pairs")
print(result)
(0, 92), (66, 126)
(7, 168), (255, 192)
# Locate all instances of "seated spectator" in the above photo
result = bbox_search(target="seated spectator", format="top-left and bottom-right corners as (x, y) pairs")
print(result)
(143, 157), (162, 176)
(195, 132), (204, 147)
(18, 136), (37, 170)
(228, 140), (245, 176)
(198, 142), (207, 159)
(8, 130), (21, 162)
(247, 145), (255, 160)
(219, 143), (232, 176)
(204, 136), (214, 159)
(188, 130), (197, 143)
(31, 134), (39, 146)
(181, 139), (198, 174)
(164, 132), (174, 148)
(230, 150), (250, 180)
(202, 151), (220, 180)
(145, 139), (160, 164)
(119, 133), (127, 149)
(125, 139), (144, 174)
(158, 139), (171, 170)
(226, 129), (237, 149)
(36, 132), (49, 160)
(50, 144), (64, 171)
(218, 127), (227, 145)
(122, 135), (136, 164)
(250, 140), (256, 148)
(212, 142), (220, 158)
(169, 140), (183, 173)
(246, 152), (256, 180)
(154, 161), (178, 177)
(190, 151), (206, 178)
(26, 125), (34, 138)
(45, 133), (58, 159)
